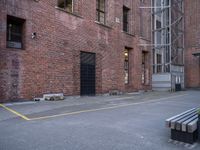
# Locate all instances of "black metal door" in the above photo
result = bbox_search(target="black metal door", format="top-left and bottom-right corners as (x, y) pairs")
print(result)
(80, 52), (96, 96)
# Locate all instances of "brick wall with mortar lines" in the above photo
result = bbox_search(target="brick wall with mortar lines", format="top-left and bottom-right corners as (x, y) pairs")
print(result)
(184, 0), (200, 88)
(0, 0), (151, 102)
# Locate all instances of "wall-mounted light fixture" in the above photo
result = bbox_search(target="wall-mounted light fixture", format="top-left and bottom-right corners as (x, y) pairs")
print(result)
(32, 32), (37, 39)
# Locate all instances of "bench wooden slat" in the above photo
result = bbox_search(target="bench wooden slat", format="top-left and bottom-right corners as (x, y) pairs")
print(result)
(170, 109), (197, 129)
(175, 112), (197, 130)
(187, 118), (198, 133)
(182, 115), (198, 132)
(165, 108), (196, 127)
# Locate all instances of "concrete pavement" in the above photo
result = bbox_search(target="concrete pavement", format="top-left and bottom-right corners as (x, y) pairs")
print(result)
(0, 91), (200, 150)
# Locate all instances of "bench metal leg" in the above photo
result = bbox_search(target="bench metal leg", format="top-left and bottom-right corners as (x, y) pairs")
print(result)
(171, 129), (198, 144)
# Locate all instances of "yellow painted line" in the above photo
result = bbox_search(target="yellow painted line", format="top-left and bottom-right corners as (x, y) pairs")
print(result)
(29, 94), (188, 121)
(0, 104), (30, 121)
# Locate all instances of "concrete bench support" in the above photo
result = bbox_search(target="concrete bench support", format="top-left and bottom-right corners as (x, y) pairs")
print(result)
(171, 129), (198, 144)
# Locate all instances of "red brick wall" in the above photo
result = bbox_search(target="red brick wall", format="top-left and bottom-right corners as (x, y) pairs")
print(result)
(184, 0), (200, 88)
(0, 0), (151, 102)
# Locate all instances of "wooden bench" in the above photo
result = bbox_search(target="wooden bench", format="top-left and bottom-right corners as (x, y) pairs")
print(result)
(165, 108), (199, 144)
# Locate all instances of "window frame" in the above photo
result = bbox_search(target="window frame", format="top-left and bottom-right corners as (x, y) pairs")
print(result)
(57, 0), (73, 13)
(124, 48), (130, 84)
(96, 0), (106, 24)
(123, 6), (130, 32)
(156, 53), (162, 73)
(142, 51), (149, 85)
(6, 15), (25, 49)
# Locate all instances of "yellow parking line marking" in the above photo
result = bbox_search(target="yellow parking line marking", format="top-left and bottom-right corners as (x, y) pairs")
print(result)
(29, 94), (188, 121)
(0, 104), (30, 121)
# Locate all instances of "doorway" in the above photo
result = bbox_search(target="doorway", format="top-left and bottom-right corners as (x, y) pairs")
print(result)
(80, 52), (96, 96)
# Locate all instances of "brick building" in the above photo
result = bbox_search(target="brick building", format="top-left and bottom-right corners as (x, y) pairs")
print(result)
(0, 0), (152, 102)
(184, 0), (200, 88)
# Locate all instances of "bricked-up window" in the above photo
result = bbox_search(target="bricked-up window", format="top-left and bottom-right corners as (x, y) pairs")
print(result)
(123, 6), (130, 32)
(7, 16), (25, 49)
(58, 0), (73, 13)
(124, 48), (129, 84)
(96, 0), (105, 24)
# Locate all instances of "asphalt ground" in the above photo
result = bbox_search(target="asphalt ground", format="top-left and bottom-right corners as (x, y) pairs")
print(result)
(0, 90), (200, 150)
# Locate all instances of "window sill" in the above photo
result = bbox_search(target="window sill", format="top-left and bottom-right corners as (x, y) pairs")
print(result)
(122, 31), (135, 37)
(142, 84), (151, 86)
(139, 36), (151, 42)
(55, 6), (83, 19)
(94, 21), (112, 29)
(6, 47), (25, 50)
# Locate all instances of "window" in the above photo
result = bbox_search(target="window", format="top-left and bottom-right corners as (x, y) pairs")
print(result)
(96, 0), (105, 24)
(156, 20), (161, 44)
(124, 48), (129, 84)
(123, 6), (130, 32)
(58, 0), (73, 13)
(7, 16), (25, 49)
(156, 54), (162, 73)
(142, 52), (149, 85)
(156, 20), (161, 29)
(140, 7), (143, 36)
